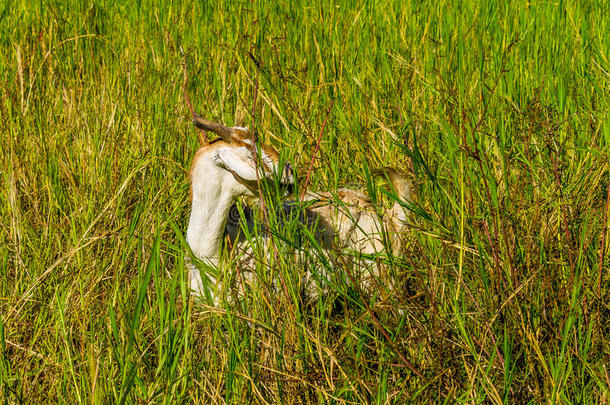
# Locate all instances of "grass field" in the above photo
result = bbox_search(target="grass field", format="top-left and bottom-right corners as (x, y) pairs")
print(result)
(1, 0), (609, 403)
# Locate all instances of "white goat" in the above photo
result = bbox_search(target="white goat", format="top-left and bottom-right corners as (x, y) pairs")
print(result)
(186, 115), (294, 302)
(186, 116), (411, 303)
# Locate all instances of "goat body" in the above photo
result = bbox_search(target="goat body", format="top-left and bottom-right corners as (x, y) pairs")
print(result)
(223, 172), (411, 298)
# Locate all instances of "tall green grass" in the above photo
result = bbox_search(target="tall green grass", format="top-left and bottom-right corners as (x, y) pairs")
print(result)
(1, 0), (609, 402)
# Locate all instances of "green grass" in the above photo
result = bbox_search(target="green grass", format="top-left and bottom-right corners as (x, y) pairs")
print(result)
(1, 0), (609, 402)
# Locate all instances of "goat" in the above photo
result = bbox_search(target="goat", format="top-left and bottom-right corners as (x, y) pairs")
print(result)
(186, 116), (411, 304)
(186, 115), (294, 303)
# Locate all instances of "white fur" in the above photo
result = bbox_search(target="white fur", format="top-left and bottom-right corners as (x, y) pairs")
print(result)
(186, 130), (292, 303)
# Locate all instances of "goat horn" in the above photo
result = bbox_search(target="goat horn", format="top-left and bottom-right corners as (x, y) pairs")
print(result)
(192, 114), (233, 140)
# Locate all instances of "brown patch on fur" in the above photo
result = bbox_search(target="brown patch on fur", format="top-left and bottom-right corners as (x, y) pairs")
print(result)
(306, 189), (375, 210)
(230, 128), (280, 160)
(261, 144), (279, 161)
(232, 128), (251, 141)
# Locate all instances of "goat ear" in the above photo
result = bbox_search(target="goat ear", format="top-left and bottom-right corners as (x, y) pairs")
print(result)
(215, 146), (260, 181)
(193, 114), (233, 141)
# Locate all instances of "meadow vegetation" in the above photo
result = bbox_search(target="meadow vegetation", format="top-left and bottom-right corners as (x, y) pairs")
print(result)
(1, 0), (609, 402)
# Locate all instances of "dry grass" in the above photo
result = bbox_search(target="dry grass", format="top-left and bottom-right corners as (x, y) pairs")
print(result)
(1, 0), (609, 403)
